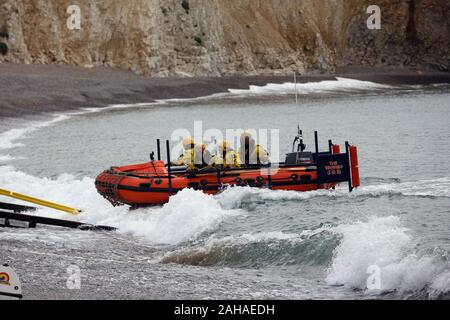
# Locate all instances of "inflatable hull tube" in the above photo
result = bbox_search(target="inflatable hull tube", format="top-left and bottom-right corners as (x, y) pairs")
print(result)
(95, 161), (337, 207)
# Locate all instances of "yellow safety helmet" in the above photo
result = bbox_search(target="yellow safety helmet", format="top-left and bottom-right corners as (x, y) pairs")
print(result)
(240, 131), (253, 145)
(182, 137), (195, 149)
(241, 131), (252, 139)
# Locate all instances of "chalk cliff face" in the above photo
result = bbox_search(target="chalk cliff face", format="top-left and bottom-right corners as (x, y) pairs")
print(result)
(0, 0), (449, 76)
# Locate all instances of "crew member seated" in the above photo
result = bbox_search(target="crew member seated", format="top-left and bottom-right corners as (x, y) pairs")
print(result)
(238, 131), (269, 166)
(209, 140), (241, 168)
(192, 143), (212, 170)
(171, 137), (195, 167)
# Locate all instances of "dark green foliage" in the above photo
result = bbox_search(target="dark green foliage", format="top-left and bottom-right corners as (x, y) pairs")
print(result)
(181, 0), (190, 14)
(0, 42), (8, 55)
(194, 36), (203, 46)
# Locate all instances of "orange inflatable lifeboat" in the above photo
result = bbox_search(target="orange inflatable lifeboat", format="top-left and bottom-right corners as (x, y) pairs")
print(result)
(95, 131), (360, 207)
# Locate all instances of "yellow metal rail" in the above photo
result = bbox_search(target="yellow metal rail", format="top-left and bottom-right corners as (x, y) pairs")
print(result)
(0, 188), (81, 215)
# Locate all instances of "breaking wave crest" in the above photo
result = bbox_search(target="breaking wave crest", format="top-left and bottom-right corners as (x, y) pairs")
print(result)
(162, 227), (337, 268)
(327, 216), (450, 298)
(228, 77), (391, 96)
(162, 214), (450, 298)
(116, 189), (242, 245)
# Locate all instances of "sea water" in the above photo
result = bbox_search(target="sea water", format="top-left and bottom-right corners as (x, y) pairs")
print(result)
(1, 78), (449, 299)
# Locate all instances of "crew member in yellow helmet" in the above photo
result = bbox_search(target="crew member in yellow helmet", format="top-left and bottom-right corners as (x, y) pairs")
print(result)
(238, 131), (269, 165)
(171, 137), (195, 167)
(192, 143), (211, 170)
(209, 140), (241, 168)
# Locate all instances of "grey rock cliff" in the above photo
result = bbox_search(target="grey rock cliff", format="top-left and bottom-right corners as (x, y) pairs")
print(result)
(0, 0), (449, 76)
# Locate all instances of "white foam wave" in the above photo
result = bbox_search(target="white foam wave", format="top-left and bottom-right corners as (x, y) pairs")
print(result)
(99, 78), (395, 110)
(327, 216), (450, 296)
(0, 166), (241, 246)
(0, 102), (166, 154)
(0, 154), (14, 163)
(357, 177), (450, 198)
(216, 186), (334, 209)
(0, 114), (71, 150)
(215, 177), (450, 209)
(228, 77), (391, 96)
(114, 188), (242, 245)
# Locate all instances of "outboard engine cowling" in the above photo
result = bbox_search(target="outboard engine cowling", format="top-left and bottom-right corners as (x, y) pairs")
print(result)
(284, 152), (314, 165)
